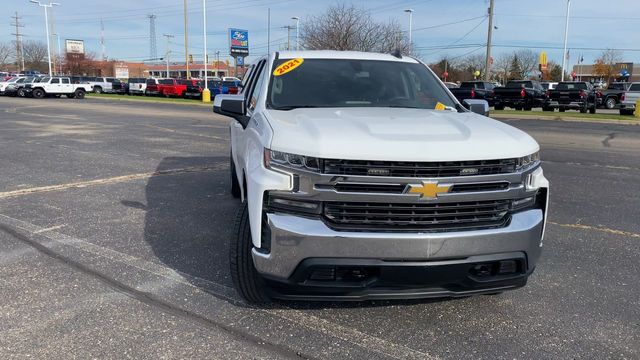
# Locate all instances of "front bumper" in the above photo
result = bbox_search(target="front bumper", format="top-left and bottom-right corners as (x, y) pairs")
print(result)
(253, 209), (544, 299)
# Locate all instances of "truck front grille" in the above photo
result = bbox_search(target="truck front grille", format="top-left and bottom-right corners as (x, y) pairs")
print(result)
(323, 159), (516, 177)
(323, 199), (511, 232)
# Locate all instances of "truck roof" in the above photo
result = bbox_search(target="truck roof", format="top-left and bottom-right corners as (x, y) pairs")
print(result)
(276, 50), (419, 63)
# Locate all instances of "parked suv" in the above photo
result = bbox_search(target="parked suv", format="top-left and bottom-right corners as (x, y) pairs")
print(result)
(128, 77), (148, 95)
(214, 51), (549, 302)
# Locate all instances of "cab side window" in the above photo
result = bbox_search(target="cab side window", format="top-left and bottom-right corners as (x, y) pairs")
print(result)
(62, 78), (70, 84)
(247, 62), (266, 112)
(51, 78), (60, 84)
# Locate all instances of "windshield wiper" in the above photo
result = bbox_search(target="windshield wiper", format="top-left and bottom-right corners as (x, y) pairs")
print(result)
(270, 105), (321, 111)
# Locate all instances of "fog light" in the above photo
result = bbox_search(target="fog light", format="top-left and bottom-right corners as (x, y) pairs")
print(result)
(498, 260), (518, 274)
(309, 268), (335, 281)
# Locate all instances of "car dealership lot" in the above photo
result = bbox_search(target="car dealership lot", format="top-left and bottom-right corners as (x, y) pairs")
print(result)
(0, 97), (638, 359)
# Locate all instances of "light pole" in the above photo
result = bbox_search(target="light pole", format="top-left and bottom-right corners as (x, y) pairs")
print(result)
(163, 33), (174, 78)
(561, 0), (571, 81)
(202, 0), (210, 102)
(291, 16), (299, 50)
(404, 9), (413, 43)
(30, 0), (59, 76)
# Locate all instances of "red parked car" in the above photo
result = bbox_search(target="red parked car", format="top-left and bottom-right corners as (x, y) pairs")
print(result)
(155, 78), (199, 97)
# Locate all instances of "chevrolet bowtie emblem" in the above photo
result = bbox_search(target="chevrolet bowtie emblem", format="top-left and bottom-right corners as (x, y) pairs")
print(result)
(405, 181), (452, 199)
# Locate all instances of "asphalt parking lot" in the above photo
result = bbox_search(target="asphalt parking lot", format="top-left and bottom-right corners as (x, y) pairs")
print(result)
(0, 96), (638, 359)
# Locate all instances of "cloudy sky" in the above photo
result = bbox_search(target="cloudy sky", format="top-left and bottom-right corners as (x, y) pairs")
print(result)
(3, 0), (639, 68)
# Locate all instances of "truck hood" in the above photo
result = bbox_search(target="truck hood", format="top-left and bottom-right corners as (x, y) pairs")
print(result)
(264, 107), (539, 161)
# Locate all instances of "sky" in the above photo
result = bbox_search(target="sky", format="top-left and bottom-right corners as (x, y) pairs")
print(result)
(3, 0), (640, 69)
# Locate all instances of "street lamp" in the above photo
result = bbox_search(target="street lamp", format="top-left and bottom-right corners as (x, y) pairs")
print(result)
(202, 0), (210, 103)
(30, 0), (60, 76)
(404, 9), (413, 43)
(163, 34), (174, 78)
(561, 0), (571, 81)
(291, 16), (300, 50)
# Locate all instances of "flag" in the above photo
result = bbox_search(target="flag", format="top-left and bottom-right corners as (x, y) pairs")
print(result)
(580, 54), (584, 63)
(566, 50), (570, 60)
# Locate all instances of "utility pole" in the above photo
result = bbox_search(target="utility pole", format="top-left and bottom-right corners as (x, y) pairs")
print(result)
(561, 0), (571, 81)
(11, 12), (25, 72)
(30, 1), (60, 76)
(100, 20), (106, 61)
(483, 0), (494, 81)
(49, 6), (57, 74)
(202, 0), (210, 103)
(291, 17), (299, 50)
(163, 34), (174, 78)
(148, 15), (157, 62)
(283, 25), (294, 51)
(215, 50), (219, 78)
(184, 0), (190, 79)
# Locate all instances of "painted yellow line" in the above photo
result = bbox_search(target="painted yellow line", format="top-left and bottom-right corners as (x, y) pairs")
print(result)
(548, 221), (640, 238)
(142, 124), (227, 140)
(0, 165), (225, 199)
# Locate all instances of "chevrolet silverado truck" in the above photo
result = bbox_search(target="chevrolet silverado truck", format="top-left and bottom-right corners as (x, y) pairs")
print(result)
(157, 78), (199, 97)
(619, 82), (640, 115)
(493, 80), (546, 110)
(215, 51), (549, 302)
(544, 81), (598, 113)
(449, 81), (495, 106)
(26, 76), (91, 99)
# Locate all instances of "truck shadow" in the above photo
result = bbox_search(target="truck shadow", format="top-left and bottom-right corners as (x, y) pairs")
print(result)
(135, 156), (467, 309)
(136, 156), (239, 291)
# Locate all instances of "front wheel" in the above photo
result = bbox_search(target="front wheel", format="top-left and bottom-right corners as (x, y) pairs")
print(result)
(229, 204), (271, 303)
(32, 88), (45, 99)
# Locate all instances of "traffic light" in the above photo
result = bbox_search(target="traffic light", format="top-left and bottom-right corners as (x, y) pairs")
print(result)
(188, 54), (193, 64)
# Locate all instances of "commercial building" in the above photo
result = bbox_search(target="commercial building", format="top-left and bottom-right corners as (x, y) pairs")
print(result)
(572, 62), (639, 83)
(144, 62), (243, 78)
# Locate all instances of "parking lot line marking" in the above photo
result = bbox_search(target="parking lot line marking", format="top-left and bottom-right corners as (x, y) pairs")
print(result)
(13, 111), (81, 120)
(0, 165), (225, 199)
(142, 124), (227, 140)
(548, 221), (640, 238)
(33, 224), (66, 234)
(0, 213), (437, 360)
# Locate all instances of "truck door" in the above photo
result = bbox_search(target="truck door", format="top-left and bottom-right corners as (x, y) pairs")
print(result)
(60, 78), (73, 93)
(49, 77), (61, 93)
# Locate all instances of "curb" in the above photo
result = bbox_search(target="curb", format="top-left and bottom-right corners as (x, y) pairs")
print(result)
(86, 94), (212, 107)
(491, 113), (640, 126)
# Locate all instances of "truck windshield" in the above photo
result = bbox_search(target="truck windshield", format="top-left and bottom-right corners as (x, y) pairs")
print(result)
(267, 59), (456, 110)
(556, 83), (587, 90)
(506, 81), (531, 88)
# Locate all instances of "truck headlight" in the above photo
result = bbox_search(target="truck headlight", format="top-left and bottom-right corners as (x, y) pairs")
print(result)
(516, 151), (540, 171)
(264, 149), (320, 172)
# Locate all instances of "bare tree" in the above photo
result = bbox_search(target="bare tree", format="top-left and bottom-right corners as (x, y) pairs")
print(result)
(458, 53), (485, 80)
(0, 41), (13, 69)
(593, 49), (623, 83)
(22, 40), (49, 72)
(514, 49), (538, 78)
(301, 3), (412, 54)
(494, 53), (513, 83)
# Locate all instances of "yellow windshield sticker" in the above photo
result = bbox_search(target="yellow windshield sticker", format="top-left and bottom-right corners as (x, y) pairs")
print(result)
(435, 102), (446, 111)
(273, 58), (304, 76)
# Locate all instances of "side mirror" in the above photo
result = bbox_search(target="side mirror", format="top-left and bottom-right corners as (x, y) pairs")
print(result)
(463, 99), (490, 117)
(213, 94), (249, 127)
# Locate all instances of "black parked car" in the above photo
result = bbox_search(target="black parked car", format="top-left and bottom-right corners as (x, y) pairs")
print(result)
(449, 81), (496, 106)
(493, 80), (547, 110)
(544, 82), (598, 113)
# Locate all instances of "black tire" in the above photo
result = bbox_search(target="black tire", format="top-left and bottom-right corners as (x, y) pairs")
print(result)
(32, 88), (45, 99)
(514, 106), (522, 111)
(229, 204), (270, 303)
(494, 105), (504, 110)
(523, 105), (533, 111)
(604, 97), (617, 109)
(74, 89), (86, 99)
(542, 106), (554, 112)
(589, 106), (596, 114)
(579, 106), (587, 113)
(559, 108), (565, 113)
(620, 109), (633, 116)
(17, 89), (25, 97)
(93, 86), (103, 94)
(230, 155), (242, 199)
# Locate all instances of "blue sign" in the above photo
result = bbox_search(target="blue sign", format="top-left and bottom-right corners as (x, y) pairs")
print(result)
(236, 56), (244, 66)
(229, 28), (249, 56)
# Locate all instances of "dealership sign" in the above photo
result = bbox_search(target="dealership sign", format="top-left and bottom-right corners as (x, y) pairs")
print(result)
(229, 28), (249, 56)
(65, 39), (85, 54)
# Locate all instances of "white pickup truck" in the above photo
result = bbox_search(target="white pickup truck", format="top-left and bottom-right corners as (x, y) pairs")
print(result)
(26, 76), (92, 99)
(215, 51), (549, 302)
(619, 82), (640, 115)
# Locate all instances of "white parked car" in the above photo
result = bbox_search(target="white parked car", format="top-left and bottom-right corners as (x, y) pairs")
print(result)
(619, 82), (640, 115)
(26, 76), (92, 99)
(214, 50), (549, 303)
